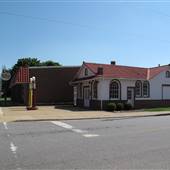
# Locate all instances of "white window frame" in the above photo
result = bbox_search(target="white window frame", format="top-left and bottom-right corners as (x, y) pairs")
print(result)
(135, 80), (142, 98)
(143, 81), (149, 97)
(166, 71), (170, 78)
(109, 80), (120, 100)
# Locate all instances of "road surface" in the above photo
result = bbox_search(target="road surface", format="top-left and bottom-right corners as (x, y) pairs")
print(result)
(1, 115), (170, 169)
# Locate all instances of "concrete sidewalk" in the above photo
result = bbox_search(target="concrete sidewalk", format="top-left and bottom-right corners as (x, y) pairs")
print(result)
(0, 106), (170, 122)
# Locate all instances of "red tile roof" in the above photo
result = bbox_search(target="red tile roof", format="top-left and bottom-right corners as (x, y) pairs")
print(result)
(74, 62), (170, 81)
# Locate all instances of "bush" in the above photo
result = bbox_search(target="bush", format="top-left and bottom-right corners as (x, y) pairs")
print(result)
(106, 102), (116, 111)
(116, 103), (124, 111)
(124, 103), (133, 110)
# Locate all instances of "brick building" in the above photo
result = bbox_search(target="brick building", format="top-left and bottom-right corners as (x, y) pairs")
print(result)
(10, 66), (80, 105)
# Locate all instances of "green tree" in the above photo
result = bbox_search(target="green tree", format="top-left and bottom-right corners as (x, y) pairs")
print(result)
(12, 58), (41, 74)
(40, 60), (61, 66)
(11, 58), (61, 75)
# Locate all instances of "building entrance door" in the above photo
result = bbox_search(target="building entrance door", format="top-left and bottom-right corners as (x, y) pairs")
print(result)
(127, 87), (135, 107)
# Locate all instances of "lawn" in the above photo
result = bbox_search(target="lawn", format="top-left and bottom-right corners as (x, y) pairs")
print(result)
(144, 107), (170, 112)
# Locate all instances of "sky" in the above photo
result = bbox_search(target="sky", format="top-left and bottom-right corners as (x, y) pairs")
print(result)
(1, 0), (170, 68)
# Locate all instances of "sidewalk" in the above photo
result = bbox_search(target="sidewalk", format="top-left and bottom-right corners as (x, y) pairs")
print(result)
(0, 106), (170, 122)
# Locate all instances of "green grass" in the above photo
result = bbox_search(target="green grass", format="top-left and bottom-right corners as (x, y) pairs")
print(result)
(144, 107), (170, 112)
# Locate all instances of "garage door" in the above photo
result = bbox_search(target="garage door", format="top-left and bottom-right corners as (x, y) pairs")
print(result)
(163, 86), (170, 99)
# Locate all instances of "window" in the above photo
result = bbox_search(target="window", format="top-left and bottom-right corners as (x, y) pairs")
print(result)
(93, 81), (98, 99)
(143, 81), (149, 97)
(135, 81), (142, 97)
(110, 80), (120, 99)
(85, 68), (88, 76)
(166, 71), (170, 78)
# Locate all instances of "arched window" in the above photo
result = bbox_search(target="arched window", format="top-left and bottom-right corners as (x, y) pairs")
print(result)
(166, 71), (170, 78)
(143, 81), (150, 97)
(93, 81), (98, 99)
(135, 80), (142, 97)
(110, 80), (120, 99)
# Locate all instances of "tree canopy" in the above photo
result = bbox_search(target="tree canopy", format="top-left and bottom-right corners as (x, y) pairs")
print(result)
(40, 60), (60, 66)
(12, 57), (61, 74)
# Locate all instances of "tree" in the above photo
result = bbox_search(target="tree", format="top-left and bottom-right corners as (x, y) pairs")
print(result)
(11, 57), (61, 75)
(12, 58), (41, 75)
(40, 60), (60, 66)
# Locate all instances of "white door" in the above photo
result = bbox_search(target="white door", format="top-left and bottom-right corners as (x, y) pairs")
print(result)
(84, 87), (90, 107)
(162, 86), (170, 99)
(127, 88), (135, 107)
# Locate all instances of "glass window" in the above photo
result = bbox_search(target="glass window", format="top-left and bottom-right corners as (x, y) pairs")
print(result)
(166, 71), (170, 78)
(143, 81), (149, 97)
(85, 68), (88, 76)
(135, 81), (142, 97)
(110, 80), (120, 99)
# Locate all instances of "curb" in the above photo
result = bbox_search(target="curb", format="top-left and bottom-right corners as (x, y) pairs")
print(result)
(8, 112), (170, 122)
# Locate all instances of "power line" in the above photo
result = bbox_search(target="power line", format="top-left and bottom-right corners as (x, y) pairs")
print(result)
(1, 1), (170, 2)
(0, 11), (92, 29)
(1, 10), (170, 45)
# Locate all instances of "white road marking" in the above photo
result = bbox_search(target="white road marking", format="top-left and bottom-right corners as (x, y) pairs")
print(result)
(51, 121), (99, 138)
(10, 142), (17, 154)
(2, 122), (21, 170)
(83, 134), (99, 138)
(72, 129), (87, 133)
(0, 107), (3, 115)
(3, 122), (8, 130)
(51, 121), (73, 129)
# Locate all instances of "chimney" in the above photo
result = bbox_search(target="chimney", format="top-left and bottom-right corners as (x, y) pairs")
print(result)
(158, 64), (161, 67)
(97, 67), (103, 75)
(111, 61), (116, 65)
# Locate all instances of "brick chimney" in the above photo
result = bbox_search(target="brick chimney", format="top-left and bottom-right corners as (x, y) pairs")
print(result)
(111, 61), (116, 65)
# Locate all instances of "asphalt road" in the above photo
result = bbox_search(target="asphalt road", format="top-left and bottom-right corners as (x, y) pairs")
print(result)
(1, 116), (170, 169)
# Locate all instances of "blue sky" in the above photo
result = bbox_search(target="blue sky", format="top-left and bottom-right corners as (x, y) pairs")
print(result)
(1, 1), (170, 68)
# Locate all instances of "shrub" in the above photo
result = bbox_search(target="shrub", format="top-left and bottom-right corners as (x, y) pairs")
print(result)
(116, 103), (124, 111)
(124, 103), (133, 110)
(106, 102), (116, 111)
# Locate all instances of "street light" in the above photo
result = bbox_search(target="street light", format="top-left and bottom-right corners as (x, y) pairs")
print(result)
(32, 76), (37, 110)
(27, 76), (38, 110)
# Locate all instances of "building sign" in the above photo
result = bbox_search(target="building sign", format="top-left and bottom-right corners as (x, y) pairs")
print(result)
(1, 70), (11, 81)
